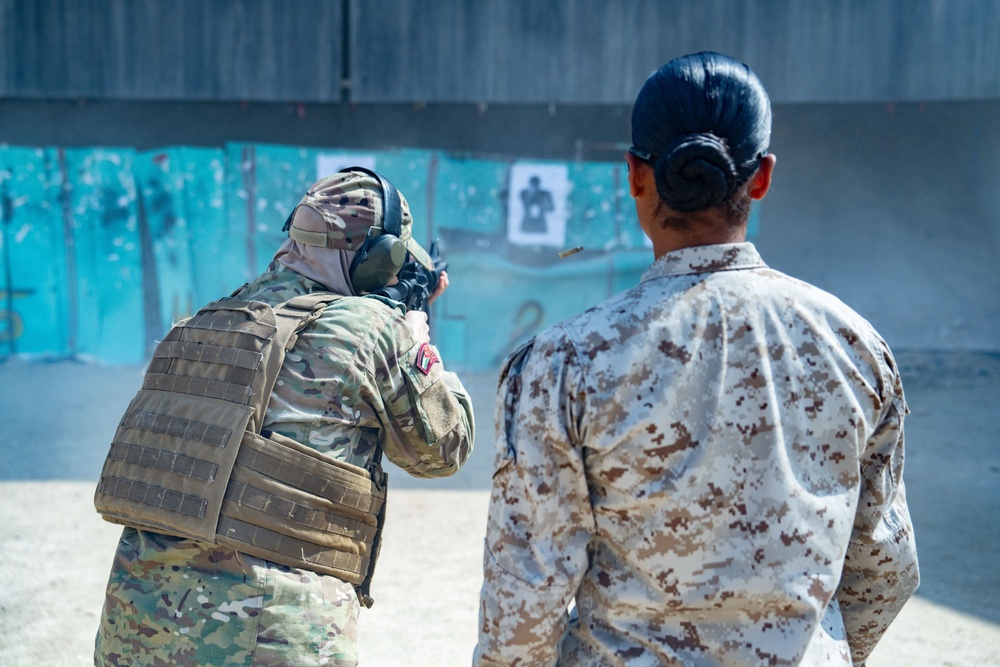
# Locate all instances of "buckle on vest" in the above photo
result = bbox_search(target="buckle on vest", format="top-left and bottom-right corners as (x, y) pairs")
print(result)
(368, 462), (388, 492)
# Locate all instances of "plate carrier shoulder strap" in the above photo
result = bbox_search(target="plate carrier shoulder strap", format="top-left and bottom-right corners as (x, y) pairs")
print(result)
(94, 292), (388, 607)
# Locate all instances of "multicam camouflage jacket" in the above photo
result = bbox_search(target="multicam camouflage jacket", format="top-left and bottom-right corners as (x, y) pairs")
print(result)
(95, 268), (474, 667)
(474, 243), (918, 667)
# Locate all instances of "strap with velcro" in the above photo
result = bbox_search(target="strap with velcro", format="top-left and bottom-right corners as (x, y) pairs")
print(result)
(142, 372), (254, 405)
(288, 226), (330, 248)
(179, 314), (276, 341)
(107, 442), (219, 482)
(223, 478), (377, 544)
(237, 432), (383, 514)
(98, 476), (208, 520)
(216, 516), (368, 580)
(154, 341), (264, 370)
(121, 410), (234, 449)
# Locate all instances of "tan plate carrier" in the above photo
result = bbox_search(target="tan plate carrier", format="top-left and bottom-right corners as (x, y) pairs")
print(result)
(94, 293), (387, 607)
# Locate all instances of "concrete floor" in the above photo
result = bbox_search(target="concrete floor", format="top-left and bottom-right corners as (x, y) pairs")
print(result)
(1, 351), (998, 665)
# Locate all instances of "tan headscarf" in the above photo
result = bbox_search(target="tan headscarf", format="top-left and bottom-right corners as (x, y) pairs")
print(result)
(271, 203), (358, 296)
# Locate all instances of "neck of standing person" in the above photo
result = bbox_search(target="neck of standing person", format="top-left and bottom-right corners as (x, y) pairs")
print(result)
(625, 152), (777, 259)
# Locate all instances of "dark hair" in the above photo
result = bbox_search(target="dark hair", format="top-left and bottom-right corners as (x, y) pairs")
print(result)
(631, 52), (771, 216)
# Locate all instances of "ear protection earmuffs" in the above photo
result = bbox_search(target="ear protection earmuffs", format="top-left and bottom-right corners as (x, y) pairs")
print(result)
(342, 167), (408, 294)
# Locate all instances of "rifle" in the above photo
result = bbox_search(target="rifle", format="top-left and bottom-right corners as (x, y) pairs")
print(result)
(372, 240), (447, 312)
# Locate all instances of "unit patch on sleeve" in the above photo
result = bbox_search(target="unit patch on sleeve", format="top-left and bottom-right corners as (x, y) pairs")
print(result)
(415, 342), (440, 375)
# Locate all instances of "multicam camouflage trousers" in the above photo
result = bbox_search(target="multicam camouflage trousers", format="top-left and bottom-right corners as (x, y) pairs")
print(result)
(95, 528), (361, 667)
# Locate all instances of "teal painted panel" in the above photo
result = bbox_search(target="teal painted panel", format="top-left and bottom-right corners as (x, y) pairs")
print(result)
(0, 146), (68, 358)
(610, 250), (653, 293)
(226, 143), (319, 276)
(177, 148), (241, 306)
(582, 162), (647, 251)
(565, 161), (640, 251)
(613, 174), (646, 251)
(135, 147), (234, 337)
(433, 316), (467, 369)
(433, 156), (508, 235)
(224, 143), (257, 282)
(437, 250), (618, 370)
(0, 141), (745, 369)
(134, 150), (197, 336)
(60, 148), (144, 364)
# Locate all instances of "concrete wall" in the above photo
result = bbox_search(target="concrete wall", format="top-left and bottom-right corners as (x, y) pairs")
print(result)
(757, 99), (1000, 351)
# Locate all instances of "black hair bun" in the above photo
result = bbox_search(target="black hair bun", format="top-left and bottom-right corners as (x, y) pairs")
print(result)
(654, 132), (737, 212)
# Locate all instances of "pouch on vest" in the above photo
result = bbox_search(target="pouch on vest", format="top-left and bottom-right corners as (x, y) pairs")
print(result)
(94, 293), (387, 605)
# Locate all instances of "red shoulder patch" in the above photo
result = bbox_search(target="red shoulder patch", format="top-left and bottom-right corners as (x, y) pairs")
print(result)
(415, 342), (440, 375)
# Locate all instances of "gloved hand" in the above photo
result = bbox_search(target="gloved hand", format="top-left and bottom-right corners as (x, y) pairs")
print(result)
(404, 309), (430, 345)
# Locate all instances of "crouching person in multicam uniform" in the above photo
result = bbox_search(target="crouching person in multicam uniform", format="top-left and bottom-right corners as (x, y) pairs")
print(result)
(93, 167), (474, 667)
(474, 52), (918, 667)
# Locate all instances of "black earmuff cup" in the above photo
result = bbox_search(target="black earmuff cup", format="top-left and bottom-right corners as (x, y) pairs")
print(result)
(339, 167), (407, 293)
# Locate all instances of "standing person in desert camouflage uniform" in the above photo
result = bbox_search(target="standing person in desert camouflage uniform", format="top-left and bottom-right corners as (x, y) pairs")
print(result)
(474, 52), (918, 666)
(94, 168), (474, 666)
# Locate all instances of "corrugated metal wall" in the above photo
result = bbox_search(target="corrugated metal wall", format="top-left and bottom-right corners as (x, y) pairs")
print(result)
(1, 0), (344, 101)
(2, 0), (998, 104)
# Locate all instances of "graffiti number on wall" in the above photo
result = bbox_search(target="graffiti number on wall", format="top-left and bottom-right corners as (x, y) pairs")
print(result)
(0, 309), (24, 343)
(0, 289), (33, 346)
(493, 299), (545, 365)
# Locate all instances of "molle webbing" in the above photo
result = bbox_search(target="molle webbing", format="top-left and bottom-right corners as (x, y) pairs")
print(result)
(95, 293), (386, 586)
(216, 431), (384, 582)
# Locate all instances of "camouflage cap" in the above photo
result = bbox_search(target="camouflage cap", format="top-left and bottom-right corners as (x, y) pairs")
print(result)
(286, 170), (434, 272)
